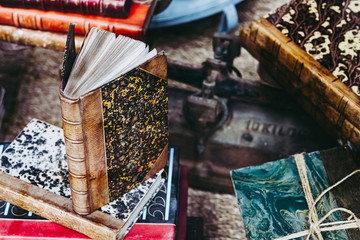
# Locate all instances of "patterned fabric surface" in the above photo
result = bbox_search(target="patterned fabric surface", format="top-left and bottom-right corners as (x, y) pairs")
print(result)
(101, 68), (168, 201)
(267, 0), (360, 96)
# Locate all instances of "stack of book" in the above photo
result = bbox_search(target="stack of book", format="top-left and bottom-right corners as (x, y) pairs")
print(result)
(0, 0), (158, 51)
(0, 143), (188, 240)
(0, 118), (170, 239)
(0, 21), (174, 239)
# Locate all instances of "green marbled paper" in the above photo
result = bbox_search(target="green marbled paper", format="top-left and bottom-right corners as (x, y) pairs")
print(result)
(101, 68), (168, 201)
(231, 151), (348, 240)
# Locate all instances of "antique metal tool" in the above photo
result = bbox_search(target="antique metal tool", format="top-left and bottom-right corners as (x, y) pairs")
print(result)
(169, 27), (301, 157)
(167, 19), (338, 192)
(181, 32), (239, 156)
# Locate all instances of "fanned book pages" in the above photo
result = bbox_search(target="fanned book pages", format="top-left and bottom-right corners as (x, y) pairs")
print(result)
(59, 24), (169, 215)
(0, 119), (165, 240)
(63, 27), (157, 99)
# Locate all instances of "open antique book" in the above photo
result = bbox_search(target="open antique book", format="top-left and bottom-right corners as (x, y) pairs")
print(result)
(59, 24), (169, 215)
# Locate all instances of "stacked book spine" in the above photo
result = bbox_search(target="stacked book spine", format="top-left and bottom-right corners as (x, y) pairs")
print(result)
(239, 0), (360, 148)
(0, 0), (155, 49)
(0, 0), (132, 18)
(240, 18), (360, 147)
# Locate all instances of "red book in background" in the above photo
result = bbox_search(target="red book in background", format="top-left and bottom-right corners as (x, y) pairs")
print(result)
(0, 0), (132, 18)
(0, 145), (188, 240)
(0, 1), (155, 40)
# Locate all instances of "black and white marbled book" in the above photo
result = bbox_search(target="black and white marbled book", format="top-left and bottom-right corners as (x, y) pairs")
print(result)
(0, 118), (164, 222)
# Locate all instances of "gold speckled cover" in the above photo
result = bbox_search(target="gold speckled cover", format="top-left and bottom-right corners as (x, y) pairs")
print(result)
(266, 0), (360, 96)
(101, 68), (168, 201)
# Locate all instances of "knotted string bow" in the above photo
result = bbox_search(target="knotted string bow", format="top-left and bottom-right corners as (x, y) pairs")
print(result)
(275, 153), (360, 240)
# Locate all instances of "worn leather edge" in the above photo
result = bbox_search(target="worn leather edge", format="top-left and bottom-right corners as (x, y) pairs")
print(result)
(139, 52), (167, 79)
(259, 52), (360, 146)
(59, 84), (92, 215)
(80, 88), (109, 213)
(0, 25), (84, 52)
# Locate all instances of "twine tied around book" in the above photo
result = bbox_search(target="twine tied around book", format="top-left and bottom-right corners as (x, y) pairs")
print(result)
(275, 153), (360, 240)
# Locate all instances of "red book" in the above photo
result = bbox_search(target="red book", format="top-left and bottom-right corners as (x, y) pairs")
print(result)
(0, 3), (153, 39)
(176, 166), (188, 240)
(0, 219), (177, 240)
(0, 0), (132, 18)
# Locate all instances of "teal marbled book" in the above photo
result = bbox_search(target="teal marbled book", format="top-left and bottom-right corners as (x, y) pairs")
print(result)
(231, 150), (349, 240)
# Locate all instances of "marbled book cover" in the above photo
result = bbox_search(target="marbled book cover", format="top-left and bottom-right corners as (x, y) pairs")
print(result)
(101, 68), (168, 201)
(231, 151), (348, 240)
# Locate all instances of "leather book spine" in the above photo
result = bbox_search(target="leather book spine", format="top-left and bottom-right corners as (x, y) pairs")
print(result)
(101, 0), (131, 18)
(0, 25), (84, 52)
(0, 0), (26, 8)
(260, 52), (360, 146)
(0, 0), (56, 10)
(0, 5), (145, 40)
(64, 0), (131, 18)
(42, 0), (63, 11)
(240, 18), (360, 135)
(24, 0), (44, 9)
(0, 0), (131, 18)
(59, 91), (91, 215)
